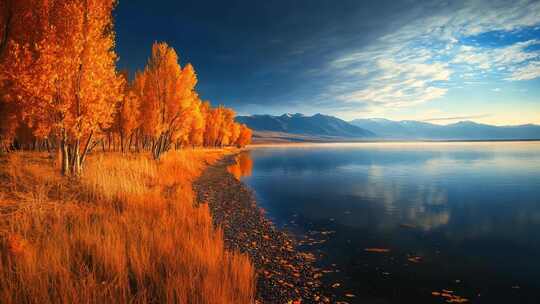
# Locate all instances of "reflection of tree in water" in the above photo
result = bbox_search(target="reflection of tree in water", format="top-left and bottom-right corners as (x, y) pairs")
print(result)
(227, 153), (253, 180)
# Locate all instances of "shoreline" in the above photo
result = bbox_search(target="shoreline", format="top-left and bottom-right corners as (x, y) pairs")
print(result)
(194, 154), (330, 303)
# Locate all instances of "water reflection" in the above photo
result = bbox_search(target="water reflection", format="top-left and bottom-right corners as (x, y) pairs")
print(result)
(227, 152), (252, 180)
(242, 142), (540, 304)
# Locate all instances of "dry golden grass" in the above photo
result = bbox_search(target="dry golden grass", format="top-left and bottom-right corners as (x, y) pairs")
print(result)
(0, 149), (255, 304)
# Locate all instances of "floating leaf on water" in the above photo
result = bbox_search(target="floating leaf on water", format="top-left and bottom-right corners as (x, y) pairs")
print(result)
(364, 248), (390, 253)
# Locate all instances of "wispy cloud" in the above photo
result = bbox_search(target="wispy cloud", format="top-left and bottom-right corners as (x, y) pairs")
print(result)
(336, 59), (450, 108)
(507, 61), (540, 80)
(324, 0), (540, 115)
(452, 40), (540, 77)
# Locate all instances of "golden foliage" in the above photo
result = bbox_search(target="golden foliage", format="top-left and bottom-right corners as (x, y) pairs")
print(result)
(0, 1), (252, 167)
(0, 2), (255, 303)
(0, 151), (255, 303)
(136, 42), (251, 159)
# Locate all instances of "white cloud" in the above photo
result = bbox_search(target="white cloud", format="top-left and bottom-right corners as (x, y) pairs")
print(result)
(379, 0), (540, 45)
(452, 40), (540, 72)
(324, 0), (540, 114)
(507, 61), (540, 80)
(336, 59), (450, 108)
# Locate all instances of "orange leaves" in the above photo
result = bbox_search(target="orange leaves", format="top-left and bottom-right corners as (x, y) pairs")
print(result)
(139, 42), (201, 157)
(1, 0), (122, 140)
(201, 105), (250, 148)
(0, 0), (124, 173)
(0, 1), (251, 160)
(135, 42), (251, 157)
(237, 124), (253, 148)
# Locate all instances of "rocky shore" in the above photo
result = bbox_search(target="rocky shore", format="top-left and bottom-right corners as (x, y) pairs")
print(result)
(193, 154), (330, 303)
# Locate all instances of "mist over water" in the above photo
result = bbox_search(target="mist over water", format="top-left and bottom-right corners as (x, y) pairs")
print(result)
(240, 142), (540, 303)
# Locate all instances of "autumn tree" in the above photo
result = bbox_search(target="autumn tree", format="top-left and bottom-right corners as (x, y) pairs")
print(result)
(0, 0), (38, 151)
(230, 123), (241, 146)
(217, 108), (235, 147)
(236, 124), (252, 148)
(140, 42), (198, 159)
(1, 0), (123, 175)
(1, 1), (251, 159)
(0, 0), (39, 58)
(204, 107), (220, 147)
(188, 99), (209, 147)
(0, 101), (18, 151)
(111, 71), (141, 152)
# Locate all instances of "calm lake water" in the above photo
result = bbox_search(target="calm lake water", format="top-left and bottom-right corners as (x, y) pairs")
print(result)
(238, 142), (540, 304)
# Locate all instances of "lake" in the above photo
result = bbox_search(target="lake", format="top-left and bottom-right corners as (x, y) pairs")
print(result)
(237, 142), (540, 303)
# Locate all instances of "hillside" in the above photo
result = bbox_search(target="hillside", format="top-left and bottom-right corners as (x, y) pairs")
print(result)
(350, 118), (540, 140)
(236, 113), (374, 139)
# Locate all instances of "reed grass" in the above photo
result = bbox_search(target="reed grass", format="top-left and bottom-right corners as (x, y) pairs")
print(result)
(0, 150), (255, 304)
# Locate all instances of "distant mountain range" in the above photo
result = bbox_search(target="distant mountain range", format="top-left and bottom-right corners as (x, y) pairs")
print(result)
(236, 113), (374, 139)
(236, 113), (540, 142)
(350, 118), (540, 140)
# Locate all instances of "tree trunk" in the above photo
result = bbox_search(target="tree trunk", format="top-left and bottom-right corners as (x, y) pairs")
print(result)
(79, 131), (93, 170)
(127, 133), (133, 153)
(152, 133), (171, 160)
(152, 135), (162, 160)
(120, 131), (124, 153)
(71, 139), (81, 176)
(61, 131), (69, 176)
(0, 0), (13, 59)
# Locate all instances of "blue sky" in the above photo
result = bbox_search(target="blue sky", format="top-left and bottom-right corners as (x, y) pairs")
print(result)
(115, 0), (540, 125)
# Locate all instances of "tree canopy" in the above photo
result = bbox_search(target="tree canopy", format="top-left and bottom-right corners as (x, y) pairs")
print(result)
(0, 0), (252, 174)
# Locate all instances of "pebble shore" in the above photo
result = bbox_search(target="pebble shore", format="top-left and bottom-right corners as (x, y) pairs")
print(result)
(194, 154), (330, 303)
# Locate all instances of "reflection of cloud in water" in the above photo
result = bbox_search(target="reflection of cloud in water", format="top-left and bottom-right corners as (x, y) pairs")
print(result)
(351, 165), (450, 231)
(412, 209), (450, 231)
(249, 143), (540, 244)
(422, 153), (540, 174)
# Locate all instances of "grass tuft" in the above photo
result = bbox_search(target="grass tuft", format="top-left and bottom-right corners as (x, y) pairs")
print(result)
(0, 150), (255, 304)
